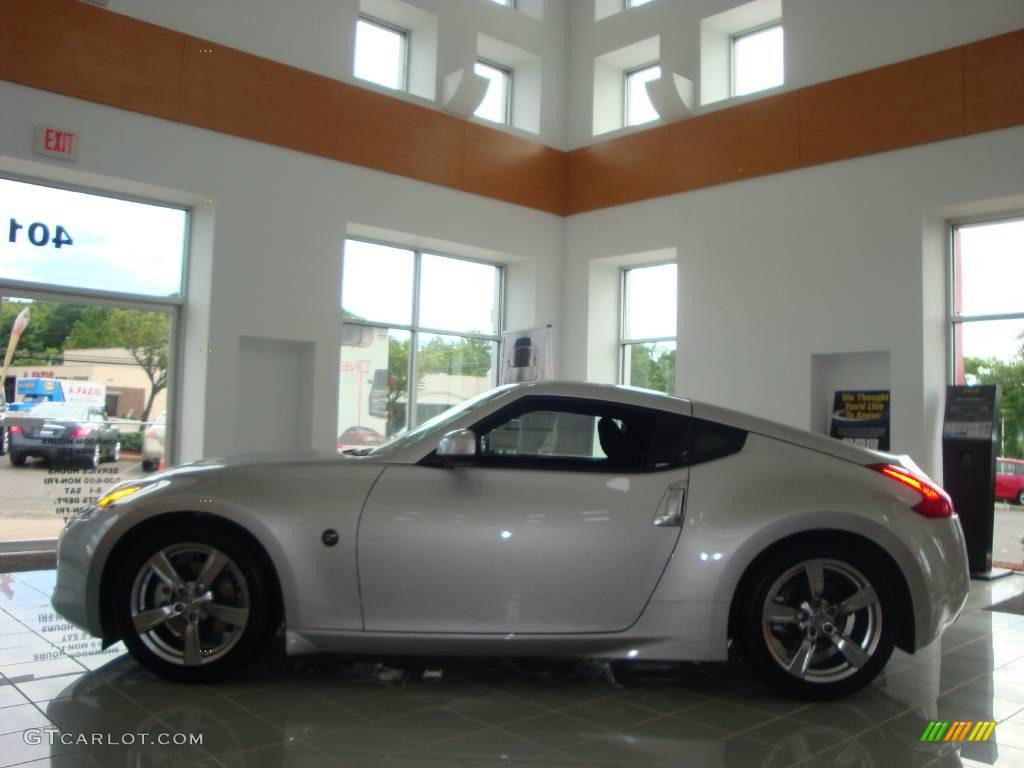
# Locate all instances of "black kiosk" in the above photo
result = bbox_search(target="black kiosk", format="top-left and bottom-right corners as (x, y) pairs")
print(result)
(942, 384), (1009, 580)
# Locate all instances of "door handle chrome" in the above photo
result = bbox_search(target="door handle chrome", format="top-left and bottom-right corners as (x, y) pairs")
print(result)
(653, 482), (687, 527)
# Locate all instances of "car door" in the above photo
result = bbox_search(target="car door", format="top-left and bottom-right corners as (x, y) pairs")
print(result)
(358, 396), (692, 634)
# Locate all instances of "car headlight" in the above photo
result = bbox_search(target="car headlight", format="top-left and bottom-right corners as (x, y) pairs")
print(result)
(96, 485), (145, 507)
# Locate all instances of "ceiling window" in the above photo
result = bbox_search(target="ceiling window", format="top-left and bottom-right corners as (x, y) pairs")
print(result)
(339, 240), (503, 448)
(626, 0), (654, 7)
(354, 16), (409, 91)
(489, 0), (515, 6)
(731, 23), (783, 97)
(624, 64), (661, 127)
(474, 60), (512, 125)
(621, 263), (677, 394)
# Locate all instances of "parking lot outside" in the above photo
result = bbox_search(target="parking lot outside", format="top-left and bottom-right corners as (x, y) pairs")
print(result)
(0, 457), (143, 542)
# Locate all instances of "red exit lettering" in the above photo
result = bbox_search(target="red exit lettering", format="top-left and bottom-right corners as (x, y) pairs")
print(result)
(44, 129), (76, 156)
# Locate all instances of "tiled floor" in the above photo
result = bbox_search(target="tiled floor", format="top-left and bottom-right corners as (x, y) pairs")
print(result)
(2, 571), (1024, 767)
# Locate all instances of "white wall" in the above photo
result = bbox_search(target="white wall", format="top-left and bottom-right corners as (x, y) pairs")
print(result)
(105, 0), (569, 148)
(0, 82), (563, 461)
(567, 0), (1024, 148)
(562, 126), (1024, 478)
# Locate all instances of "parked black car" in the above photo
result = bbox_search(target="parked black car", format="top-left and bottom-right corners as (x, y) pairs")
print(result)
(8, 402), (121, 468)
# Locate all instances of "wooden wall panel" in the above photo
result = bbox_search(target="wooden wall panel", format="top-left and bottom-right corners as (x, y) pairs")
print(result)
(180, 38), (339, 159)
(566, 128), (672, 214)
(463, 124), (566, 214)
(2, 0), (183, 121)
(669, 93), (800, 193)
(964, 29), (1024, 135)
(798, 49), (965, 167)
(335, 86), (465, 190)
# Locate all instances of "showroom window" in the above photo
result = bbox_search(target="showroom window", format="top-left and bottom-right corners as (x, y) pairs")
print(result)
(621, 262), (677, 394)
(354, 15), (409, 91)
(474, 60), (512, 125)
(339, 239), (502, 450)
(731, 23), (784, 97)
(624, 64), (661, 127)
(0, 177), (185, 547)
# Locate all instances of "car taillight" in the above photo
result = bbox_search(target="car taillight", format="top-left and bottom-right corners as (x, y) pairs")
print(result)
(870, 463), (954, 518)
(9, 426), (22, 434)
(145, 429), (156, 438)
(70, 427), (93, 438)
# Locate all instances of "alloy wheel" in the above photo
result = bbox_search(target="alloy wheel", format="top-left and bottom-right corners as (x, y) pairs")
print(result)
(761, 558), (882, 683)
(129, 544), (250, 666)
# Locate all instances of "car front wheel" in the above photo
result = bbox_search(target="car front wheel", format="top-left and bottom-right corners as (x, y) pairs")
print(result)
(739, 541), (896, 700)
(113, 525), (273, 682)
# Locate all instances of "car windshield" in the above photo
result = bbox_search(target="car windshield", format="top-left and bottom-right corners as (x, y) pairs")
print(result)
(28, 403), (89, 421)
(368, 386), (513, 455)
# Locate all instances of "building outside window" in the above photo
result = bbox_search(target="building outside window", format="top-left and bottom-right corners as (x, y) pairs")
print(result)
(474, 60), (512, 125)
(354, 16), (409, 91)
(339, 239), (502, 450)
(621, 262), (677, 394)
(952, 215), (1024, 568)
(624, 63), (661, 127)
(731, 23), (783, 97)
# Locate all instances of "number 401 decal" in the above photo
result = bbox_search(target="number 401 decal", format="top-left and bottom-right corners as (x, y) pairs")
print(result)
(8, 219), (73, 249)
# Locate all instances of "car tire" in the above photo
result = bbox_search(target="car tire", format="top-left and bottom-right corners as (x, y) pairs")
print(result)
(8, 450), (26, 467)
(1017, 490), (1024, 507)
(142, 458), (157, 472)
(0, 427), (8, 456)
(738, 540), (897, 700)
(112, 524), (274, 682)
(108, 441), (121, 463)
(83, 444), (100, 470)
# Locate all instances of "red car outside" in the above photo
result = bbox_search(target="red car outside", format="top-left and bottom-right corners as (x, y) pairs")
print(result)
(996, 457), (1024, 506)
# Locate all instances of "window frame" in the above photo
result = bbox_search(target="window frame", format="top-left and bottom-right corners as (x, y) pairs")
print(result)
(354, 14), (411, 92)
(474, 58), (514, 126)
(948, 212), (1024, 386)
(729, 21), (783, 98)
(341, 237), (505, 429)
(619, 262), (678, 389)
(623, 62), (661, 128)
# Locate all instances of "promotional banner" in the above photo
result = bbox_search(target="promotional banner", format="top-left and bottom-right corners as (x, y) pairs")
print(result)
(1, 306), (30, 400)
(830, 389), (891, 450)
(500, 325), (554, 384)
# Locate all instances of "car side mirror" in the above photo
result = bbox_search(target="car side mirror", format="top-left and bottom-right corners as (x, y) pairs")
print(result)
(436, 428), (477, 465)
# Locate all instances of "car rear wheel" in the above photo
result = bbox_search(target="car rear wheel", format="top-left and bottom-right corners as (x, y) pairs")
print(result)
(142, 458), (157, 472)
(8, 450), (25, 467)
(83, 444), (100, 470)
(108, 441), (121, 463)
(1017, 490), (1024, 507)
(739, 541), (896, 700)
(0, 427), (8, 456)
(113, 525), (273, 682)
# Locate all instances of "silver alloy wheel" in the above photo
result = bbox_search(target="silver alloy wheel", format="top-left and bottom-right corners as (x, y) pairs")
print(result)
(761, 558), (882, 683)
(112, 441), (121, 462)
(129, 543), (250, 666)
(1, 427), (8, 454)
(1017, 490), (1024, 507)
(89, 444), (100, 468)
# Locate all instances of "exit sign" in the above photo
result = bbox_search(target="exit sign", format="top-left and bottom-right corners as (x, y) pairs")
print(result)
(33, 126), (78, 161)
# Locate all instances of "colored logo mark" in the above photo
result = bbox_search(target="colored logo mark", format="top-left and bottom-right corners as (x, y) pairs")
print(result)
(921, 721), (996, 742)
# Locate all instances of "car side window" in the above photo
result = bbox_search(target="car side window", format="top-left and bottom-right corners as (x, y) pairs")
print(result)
(473, 397), (654, 471)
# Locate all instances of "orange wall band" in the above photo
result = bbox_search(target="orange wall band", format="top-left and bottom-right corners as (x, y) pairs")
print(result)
(2, 0), (1023, 216)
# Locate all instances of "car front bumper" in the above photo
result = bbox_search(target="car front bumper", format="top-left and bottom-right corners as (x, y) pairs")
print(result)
(52, 507), (117, 638)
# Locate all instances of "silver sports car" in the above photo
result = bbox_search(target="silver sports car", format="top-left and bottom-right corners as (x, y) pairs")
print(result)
(52, 381), (970, 698)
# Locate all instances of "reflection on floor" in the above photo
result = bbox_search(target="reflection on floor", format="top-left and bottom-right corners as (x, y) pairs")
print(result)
(2, 571), (1024, 767)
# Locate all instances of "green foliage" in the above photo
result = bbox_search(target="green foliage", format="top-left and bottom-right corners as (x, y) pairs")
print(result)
(626, 343), (676, 395)
(2, 299), (169, 426)
(120, 431), (144, 453)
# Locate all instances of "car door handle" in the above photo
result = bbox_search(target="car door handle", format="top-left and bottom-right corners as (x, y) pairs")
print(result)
(653, 481), (687, 527)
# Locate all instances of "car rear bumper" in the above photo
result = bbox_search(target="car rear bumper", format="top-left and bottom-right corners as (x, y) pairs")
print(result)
(11, 436), (99, 459)
(906, 514), (970, 650)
